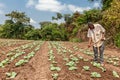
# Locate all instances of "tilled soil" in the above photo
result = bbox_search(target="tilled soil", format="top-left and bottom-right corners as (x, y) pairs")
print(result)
(14, 41), (52, 80)
(0, 41), (120, 80)
(60, 42), (120, 80)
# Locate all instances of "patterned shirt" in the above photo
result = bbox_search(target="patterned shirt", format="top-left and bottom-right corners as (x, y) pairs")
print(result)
(87, 24), (105, 47)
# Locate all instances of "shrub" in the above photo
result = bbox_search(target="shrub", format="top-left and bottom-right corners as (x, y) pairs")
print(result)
(70, 38), (82, 42)
(114, 33), (120, 48)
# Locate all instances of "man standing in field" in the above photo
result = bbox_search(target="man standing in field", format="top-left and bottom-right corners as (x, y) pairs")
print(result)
(87, 22), (105, 65)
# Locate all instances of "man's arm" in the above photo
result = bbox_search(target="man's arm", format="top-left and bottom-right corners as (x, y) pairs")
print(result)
(88, 37), (92, 48)
(87, 29), (92, 48)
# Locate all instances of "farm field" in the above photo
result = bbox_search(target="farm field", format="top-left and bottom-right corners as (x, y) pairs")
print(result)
(0, 39), (120, 80)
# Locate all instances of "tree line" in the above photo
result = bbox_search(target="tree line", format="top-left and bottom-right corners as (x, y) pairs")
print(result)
(0, 0), (120, 48)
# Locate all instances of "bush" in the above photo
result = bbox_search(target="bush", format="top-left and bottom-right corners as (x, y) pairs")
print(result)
(114, 33), (120, 48)
(70, 38), (82, 42)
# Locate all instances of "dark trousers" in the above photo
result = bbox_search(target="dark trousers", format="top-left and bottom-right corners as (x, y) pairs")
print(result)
(93, 43), (105, 62)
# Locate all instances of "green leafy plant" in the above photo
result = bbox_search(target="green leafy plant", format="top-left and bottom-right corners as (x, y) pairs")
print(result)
(66, 61), (77, 70)
(113, 57), (119, 61)
(91, 72), (101, 78)
(83, 66), (90, 71)
(100, 67), (106, 72)
(24, 51), (35, 59)
(112, 71), (119, 78)
(7, 52), (14, 57)
(48, 55), (55, 61)
(15, 59), (28, 67)
(83, 59), (89, 62)
(115, 33), (120, 48)
(52, 73), (58, 80)
(91, 62), (101, 68)
(77, 55), (83, 60)
(66, 61), (76, 67)
(0, 58), (9, 68)
(50, 64), (61, 71)
(68, 66), (77, 70)
(113, 62), (119, 66)
(6, 72), (17, 78)
(83, 49), (93, 56)
(70, 57), (79, 62)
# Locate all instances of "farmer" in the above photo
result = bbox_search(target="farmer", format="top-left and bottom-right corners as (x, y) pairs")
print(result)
(87, 22), (105, 65)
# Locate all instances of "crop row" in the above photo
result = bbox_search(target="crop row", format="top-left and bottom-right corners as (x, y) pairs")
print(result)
(0, 41), (44, 79)
(50, 41), (120, 79)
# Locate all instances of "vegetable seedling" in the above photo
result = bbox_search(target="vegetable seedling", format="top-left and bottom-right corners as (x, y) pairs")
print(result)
(113, 71), (119, 78)
(52, 73), (58, 80)
(91, 72), (101, 78)
(6, 72), (17, 78)
(83, 66), (90, 71)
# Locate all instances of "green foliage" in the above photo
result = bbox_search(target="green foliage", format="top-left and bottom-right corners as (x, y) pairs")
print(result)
(66, 61), (75, 67)
(5, 11), (30, 24)
(0, 11), (33, 39)
(50, 64), (61, 71)
(92, 62), (101, 68)
(40, 23), (68, 41)
(24, 29), (41, 40)
(91, 72), (101, 78)
(52, 73), (58, 80)
(6, 72), (17, 78)
(24, 51), (35, 59)
(0, 0), (119, 48)
(114, 33), (120, 48)
(88, 0), (113, 10)
(102, 0), (113, 10)
(101, 0), (120, 45)
(15, 59), (28, 67)
(64, 14), (73, 24)
(112, 71), (119, 78)
(70, 38), (82, 42)
(68, 66), (77, 70)
(70, 57), (79, 62)
(83, 9), (102, 23)
(0, 58), (9, 68)
(83, 66), (90, 71)
(52, 12), (62, 20)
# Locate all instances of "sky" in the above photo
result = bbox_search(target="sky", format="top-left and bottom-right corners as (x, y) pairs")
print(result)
(0, 0), (101, 28)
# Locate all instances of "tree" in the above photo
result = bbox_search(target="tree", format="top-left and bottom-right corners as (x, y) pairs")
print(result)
(101, 0), (120, 45)
(0, 11), (31, 39)
(40, 22), (68, 41)
(24, 29), (41, 40)
(0, 22), (15, 38)
(88, 0), (113, 10)
(5, 11), (30, 24)
(84, 9), (102, 23)
(39, 21), (52, 29)
(52, 12), (62, 20)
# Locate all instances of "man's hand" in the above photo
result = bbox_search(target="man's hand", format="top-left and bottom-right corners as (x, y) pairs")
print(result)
(88, 44), (91, 48)
(88, 37), (92, 48)
(101, 37), (105, 41)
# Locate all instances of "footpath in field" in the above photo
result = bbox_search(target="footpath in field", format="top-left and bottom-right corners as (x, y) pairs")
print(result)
(15, 41), (51, 80)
